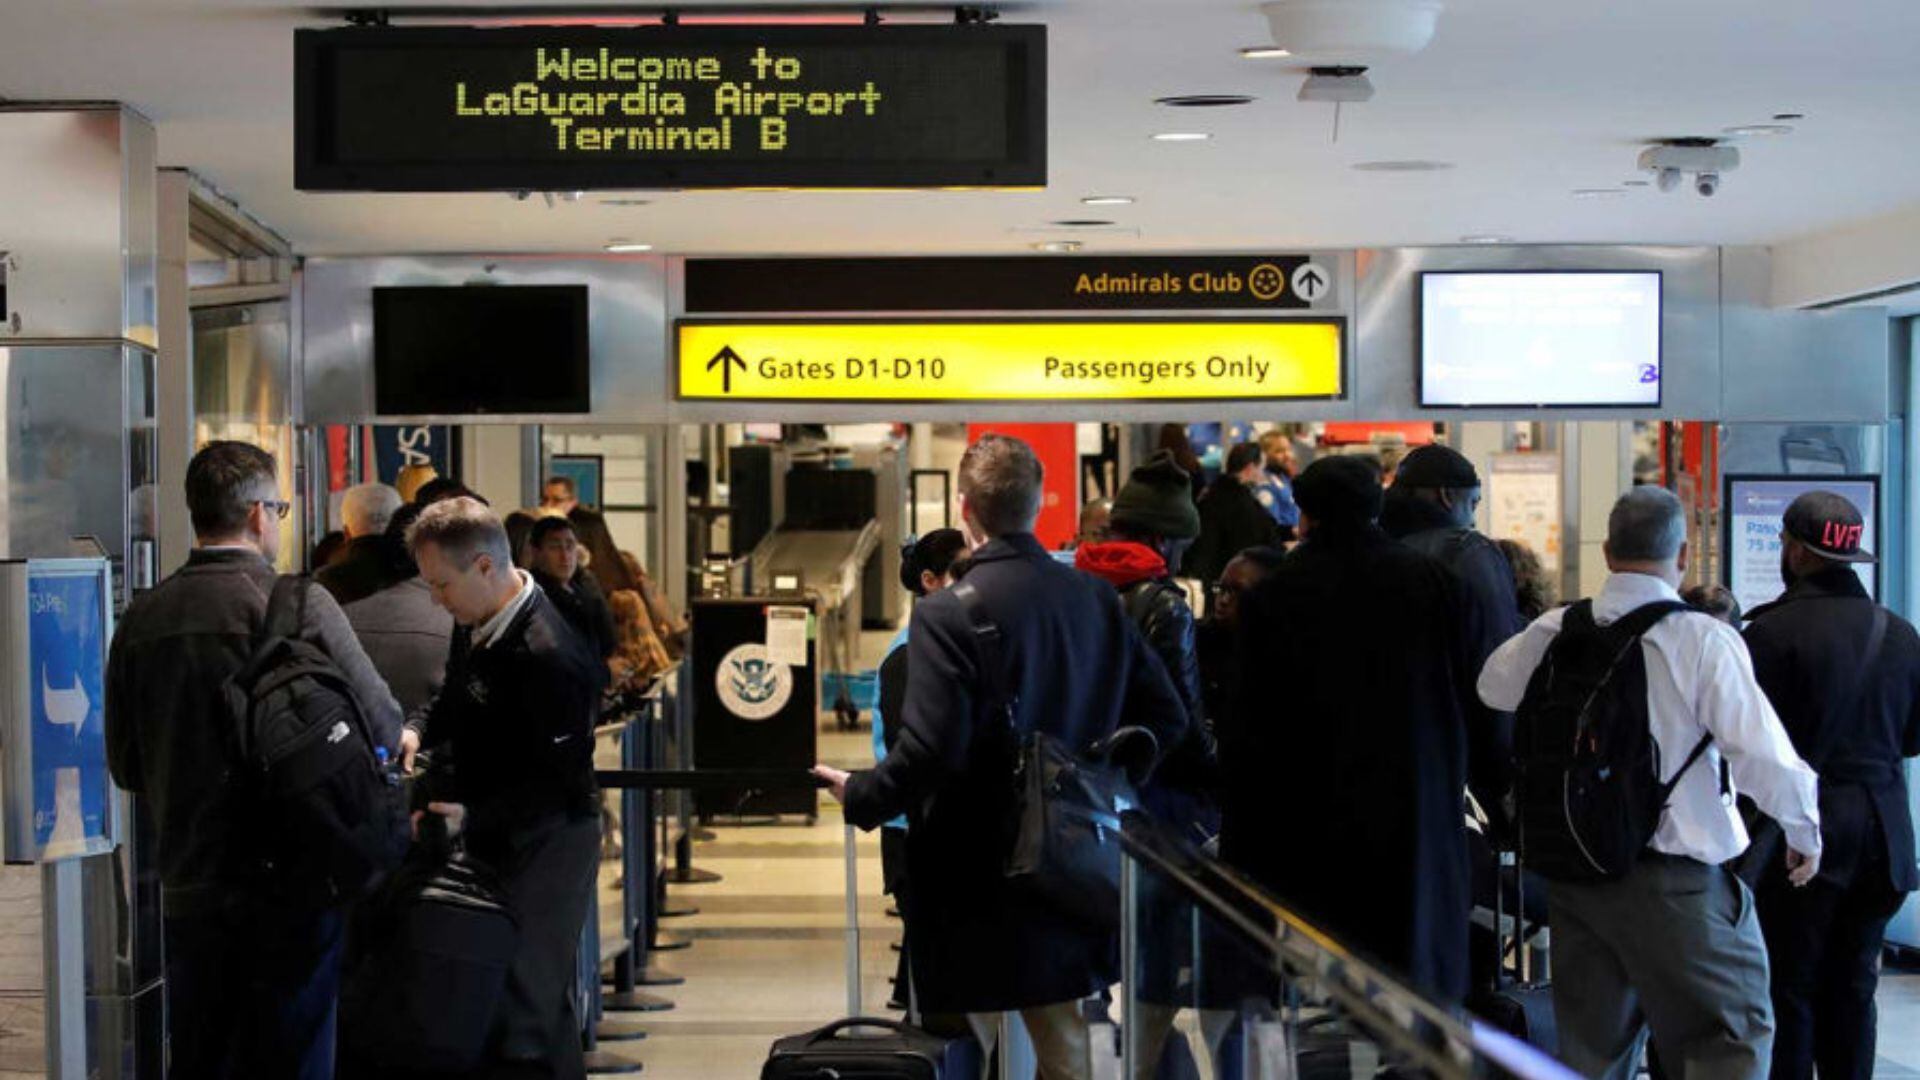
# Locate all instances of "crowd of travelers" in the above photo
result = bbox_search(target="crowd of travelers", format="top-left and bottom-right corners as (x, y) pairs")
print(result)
(105, 442), (682, 1079)
(819, 432), (1919, 1080)
(98, 429), (1919, 1080)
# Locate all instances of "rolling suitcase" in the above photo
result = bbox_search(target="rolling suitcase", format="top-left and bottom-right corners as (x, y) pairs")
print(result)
(761, 1017), (981, 1079)
(1472, 848), (1557, 1055)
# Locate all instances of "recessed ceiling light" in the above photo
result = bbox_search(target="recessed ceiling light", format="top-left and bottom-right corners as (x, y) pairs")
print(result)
(1623, 179), (1652, 187)
(1351, 160), (1453, 172)
(1571, 188), (1627, 199)
(1081, 195), (1136, 206)
(1152, 132), (1213, 142)
(1032, 240), (1083, 253)
(1773, 112), (1805, 121)
(604, 240), (653, 252)
(600, 198), (653, 207)
(1050, 219), (1117, 228)
(1459, 235), (1511, 245)
(1239, 46), (1294, 59)
(1724, 124), (1794, 137)
(1155, 94), (1256, 107)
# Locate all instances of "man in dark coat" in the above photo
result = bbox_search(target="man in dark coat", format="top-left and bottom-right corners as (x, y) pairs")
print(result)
(407, 498), (606, 1080)
(1378, 443), (1521, 837)
(105, 442), (404, 1080)
(815, 434), (1191, 1080)
(1183, 442), (1283, 587)
(1743, 491), (1920, 1080)
(527, 515), (618, 662)
(317, 482), (408, 605)
(1223, 454), (1478, 1003)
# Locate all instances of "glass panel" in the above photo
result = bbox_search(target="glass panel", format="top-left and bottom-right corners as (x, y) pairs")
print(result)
(191, 302), (298, 569)
(1119, 815), (1575, 1080)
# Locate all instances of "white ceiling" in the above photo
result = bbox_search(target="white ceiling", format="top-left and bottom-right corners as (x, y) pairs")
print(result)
(5, 0), (1920, 258)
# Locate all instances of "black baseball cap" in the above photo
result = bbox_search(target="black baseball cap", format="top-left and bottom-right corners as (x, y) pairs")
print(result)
(1783, 490), (1875, 564)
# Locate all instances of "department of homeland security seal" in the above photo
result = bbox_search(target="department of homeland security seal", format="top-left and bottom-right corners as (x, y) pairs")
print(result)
(716, 643), (792, 721)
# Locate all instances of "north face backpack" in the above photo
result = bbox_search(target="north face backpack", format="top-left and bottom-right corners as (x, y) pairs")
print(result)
(1513, 599), (1712, 883)
(225, 576), (411, 906)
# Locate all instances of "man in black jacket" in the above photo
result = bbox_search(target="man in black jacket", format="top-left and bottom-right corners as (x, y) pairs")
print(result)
(527, 515), (617, 662)
(1183, 443), (1283, 588)
(1744, 491), (1920, 1080)
(814, 434), (1191, 1080)
(317, 482), (407, 605)
(1378, 444), (1521, 836)
(105, 441), (404, 1080)
(1225, 455), (1480, 1003)
(408, 498), (606, 1080)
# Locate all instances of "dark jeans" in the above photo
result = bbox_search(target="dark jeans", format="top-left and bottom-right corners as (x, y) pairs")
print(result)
(166, 905), (347, 1080)
(1756, 846), (1905, 1080)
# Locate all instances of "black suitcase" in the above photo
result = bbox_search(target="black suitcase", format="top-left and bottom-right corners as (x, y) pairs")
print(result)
(762, 1018), (980, 1079)
(1471, 846), (1558, 1056)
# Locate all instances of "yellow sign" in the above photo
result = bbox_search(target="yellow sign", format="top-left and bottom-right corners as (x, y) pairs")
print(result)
(677, 320), (1344, 402)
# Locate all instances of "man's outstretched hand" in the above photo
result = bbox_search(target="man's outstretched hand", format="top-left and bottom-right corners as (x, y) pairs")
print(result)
(811, 765), (849, 804)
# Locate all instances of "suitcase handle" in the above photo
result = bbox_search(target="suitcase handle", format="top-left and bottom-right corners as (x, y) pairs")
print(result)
(808, 1017), (919, 1043)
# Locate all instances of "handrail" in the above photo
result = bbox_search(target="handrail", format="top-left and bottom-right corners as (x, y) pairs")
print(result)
(1118, 813), (1579, 1080)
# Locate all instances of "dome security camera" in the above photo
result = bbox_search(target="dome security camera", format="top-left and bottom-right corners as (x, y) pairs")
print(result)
(1656, 167), (1682, 193)
(1695, 172), (1720, 197)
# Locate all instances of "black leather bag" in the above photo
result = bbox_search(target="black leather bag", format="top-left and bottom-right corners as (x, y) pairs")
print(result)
(341, 838), (521, 1073)
(952, 581), (1156, 931)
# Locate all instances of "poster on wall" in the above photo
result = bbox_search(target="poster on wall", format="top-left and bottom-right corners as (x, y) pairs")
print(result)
(367, 424), (455, 487)
(1723, 474), (1877, 617)
(1487, 454), (1563, 574)
(2, 559), (118, 864)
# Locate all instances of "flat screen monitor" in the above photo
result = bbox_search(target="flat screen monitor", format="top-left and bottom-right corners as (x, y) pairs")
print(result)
(1419, 271), (1662, 408)
(374, 285), (590, 415)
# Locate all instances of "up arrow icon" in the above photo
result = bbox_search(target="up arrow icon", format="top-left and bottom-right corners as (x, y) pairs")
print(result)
(706, 345), (748, 394)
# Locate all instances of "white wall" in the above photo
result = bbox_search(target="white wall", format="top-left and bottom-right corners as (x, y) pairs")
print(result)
(1773, 203), (1920, 309)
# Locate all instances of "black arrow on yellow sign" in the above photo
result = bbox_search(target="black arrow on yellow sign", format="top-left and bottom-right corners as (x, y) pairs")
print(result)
(706, 345), (747, 394)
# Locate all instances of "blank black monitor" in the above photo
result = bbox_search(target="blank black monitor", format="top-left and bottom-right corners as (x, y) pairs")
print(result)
(373, 285), (590, 415)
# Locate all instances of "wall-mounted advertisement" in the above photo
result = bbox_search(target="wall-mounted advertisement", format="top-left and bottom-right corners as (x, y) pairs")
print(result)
(1722, 475), (1877, 617)
(1487, 453), (1563, 574)
(1, 558), (119, 863)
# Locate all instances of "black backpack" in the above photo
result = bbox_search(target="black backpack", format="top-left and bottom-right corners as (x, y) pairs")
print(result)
(225, 576), (411, 906)
(1513, 599), (1713, 883)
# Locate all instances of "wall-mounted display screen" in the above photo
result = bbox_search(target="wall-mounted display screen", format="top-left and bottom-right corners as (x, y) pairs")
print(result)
(1419, 271), (1663, 408)
(374, 285), (590, 416)
(295, 24), (1046, 191)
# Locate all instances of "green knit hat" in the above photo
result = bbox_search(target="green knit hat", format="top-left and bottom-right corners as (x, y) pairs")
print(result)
(1110, 450), (1201, 540)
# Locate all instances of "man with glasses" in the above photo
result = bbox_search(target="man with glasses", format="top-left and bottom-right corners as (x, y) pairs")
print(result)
(105, 440), (403, 1079)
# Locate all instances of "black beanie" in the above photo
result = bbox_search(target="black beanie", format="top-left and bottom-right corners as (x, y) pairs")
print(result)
(1394, 444), (1480, 489)
(1294, 455), (1383, 526)
(1110, 451), (1201, 541)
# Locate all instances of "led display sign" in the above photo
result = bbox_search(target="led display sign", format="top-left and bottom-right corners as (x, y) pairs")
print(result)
(677, 320), (1345, 403)
(295, 24), (1046, 190)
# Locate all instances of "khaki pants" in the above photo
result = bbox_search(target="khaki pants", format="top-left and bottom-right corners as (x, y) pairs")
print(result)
(968, 1001), (1093, 1080)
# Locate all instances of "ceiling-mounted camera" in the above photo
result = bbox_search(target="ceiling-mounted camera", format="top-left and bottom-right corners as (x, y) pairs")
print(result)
(1637, 138), (1739, 198)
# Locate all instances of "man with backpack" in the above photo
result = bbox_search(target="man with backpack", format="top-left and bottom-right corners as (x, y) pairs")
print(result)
(1742, 491), (1920, 1080)
(1478, 485), (1822, 1080)
(104, 441), (405, 1079)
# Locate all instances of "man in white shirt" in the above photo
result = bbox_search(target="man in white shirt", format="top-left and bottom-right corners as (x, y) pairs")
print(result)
(1479, 485), (1822, 1080)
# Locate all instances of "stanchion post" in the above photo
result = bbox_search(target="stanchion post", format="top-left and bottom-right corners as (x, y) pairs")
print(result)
(843, 822), (861, 1018)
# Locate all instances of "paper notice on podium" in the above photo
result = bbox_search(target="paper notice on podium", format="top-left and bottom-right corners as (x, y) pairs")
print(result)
(766, 605), (811, 668)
